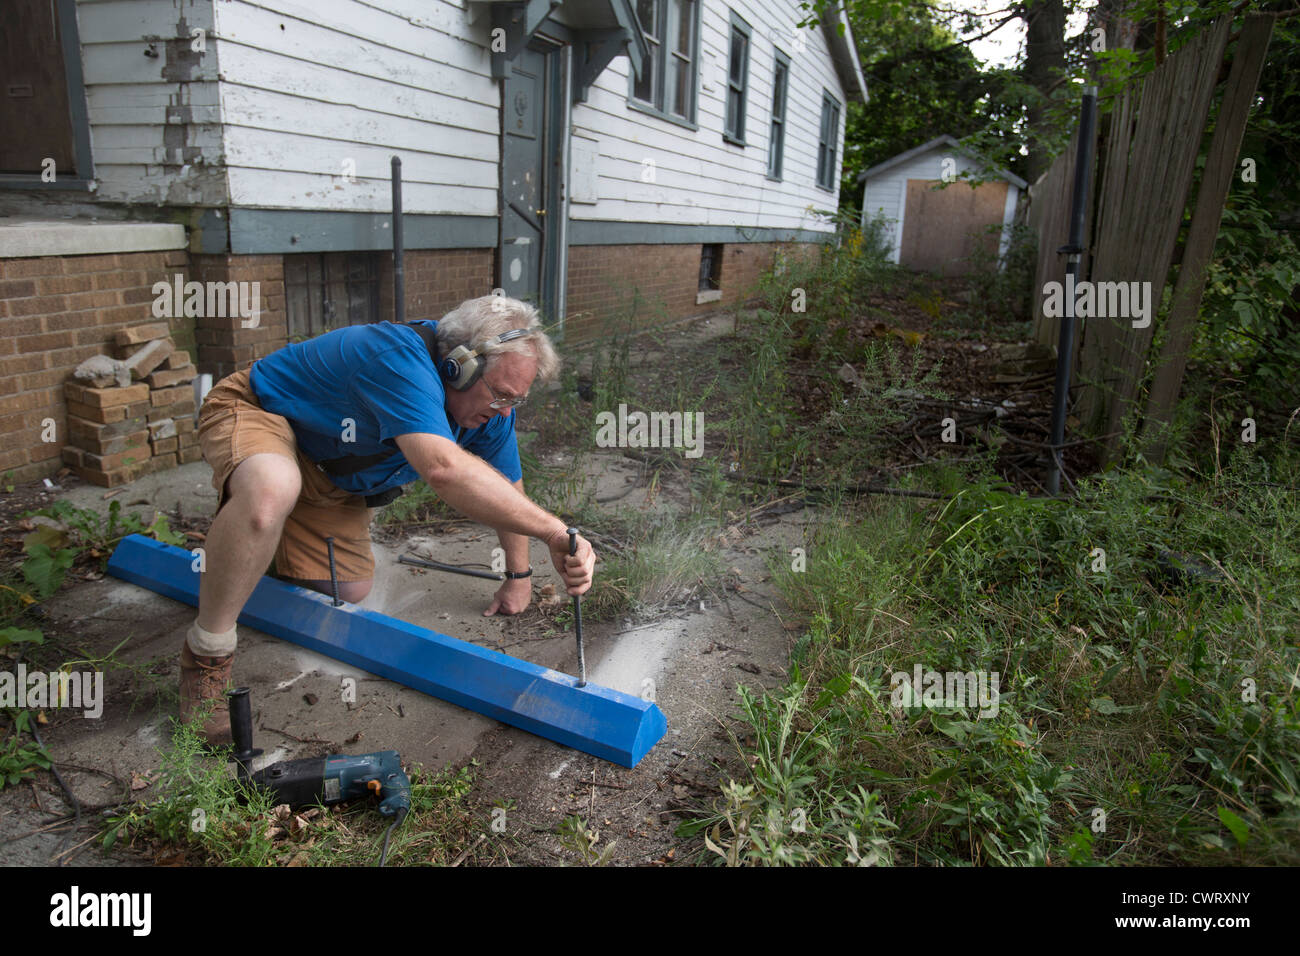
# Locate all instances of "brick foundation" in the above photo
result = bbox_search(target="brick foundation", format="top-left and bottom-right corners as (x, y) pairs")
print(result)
(379, 249), (497, 323)
(2, 239), (820, 482)
(191, 254), (289, 380)
(563, 241), (821, 342)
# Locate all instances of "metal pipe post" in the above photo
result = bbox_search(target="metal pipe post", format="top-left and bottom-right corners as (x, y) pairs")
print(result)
(392, 156), (405, 324)
(1047, 86), (1098, 496)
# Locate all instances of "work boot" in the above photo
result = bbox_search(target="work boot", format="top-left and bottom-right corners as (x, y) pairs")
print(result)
(179, 643), (233, 745)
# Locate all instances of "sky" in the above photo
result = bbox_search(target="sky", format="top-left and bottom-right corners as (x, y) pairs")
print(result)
(947, 0), (1097, 69)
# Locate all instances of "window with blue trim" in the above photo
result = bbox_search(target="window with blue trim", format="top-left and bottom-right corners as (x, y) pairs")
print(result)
(816, 91), (841, 191)
(724, 13), (751, 145)
(630, 0), (699, 124)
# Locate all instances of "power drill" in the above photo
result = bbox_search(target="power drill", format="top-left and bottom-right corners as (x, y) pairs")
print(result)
(227, 688), (411, 856)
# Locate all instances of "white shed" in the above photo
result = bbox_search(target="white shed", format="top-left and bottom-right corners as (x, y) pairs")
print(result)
(858, 134), (1026, 275)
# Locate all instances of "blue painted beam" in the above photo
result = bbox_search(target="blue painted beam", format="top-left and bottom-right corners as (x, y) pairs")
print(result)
(107, 535), (666, 768)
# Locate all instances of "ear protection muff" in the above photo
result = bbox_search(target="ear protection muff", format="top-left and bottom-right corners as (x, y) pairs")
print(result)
(439, 328), (535, 391)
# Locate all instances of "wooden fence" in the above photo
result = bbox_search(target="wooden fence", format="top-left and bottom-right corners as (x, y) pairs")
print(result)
(1030, 13), (1275, 465)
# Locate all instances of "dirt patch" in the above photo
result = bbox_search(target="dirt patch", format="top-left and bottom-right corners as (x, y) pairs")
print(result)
(0, 445), (807, 869)
(460, 495), (804, 866)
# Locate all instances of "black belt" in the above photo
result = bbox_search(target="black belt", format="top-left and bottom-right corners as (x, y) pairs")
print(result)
(315, 451), (405, 507)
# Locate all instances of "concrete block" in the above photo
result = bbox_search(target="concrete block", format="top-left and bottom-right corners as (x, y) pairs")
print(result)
(63, 382), (149, 409)
(145, 364), (196, 388)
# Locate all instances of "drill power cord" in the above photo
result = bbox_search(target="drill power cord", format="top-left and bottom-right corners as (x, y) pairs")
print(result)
(378, 806), (409, 867)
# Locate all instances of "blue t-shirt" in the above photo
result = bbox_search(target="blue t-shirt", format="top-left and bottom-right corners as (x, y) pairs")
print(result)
(248, 319), (522, 496)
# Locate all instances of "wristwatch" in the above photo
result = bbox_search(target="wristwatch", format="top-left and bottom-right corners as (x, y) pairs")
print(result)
(504, 567), (533, 579)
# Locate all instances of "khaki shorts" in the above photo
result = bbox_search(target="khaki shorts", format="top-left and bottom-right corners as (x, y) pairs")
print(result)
(196, 368), (375, 582)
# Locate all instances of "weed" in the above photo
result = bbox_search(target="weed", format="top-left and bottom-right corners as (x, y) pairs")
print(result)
(0, 627), (44, 649)
(374, 482), (457, 527)
(680, 682), (898, 866)
(693, 454), (1300, 866)
(60, 634), (175, 715)
(0, 710), (52, 790)
(20, 500), (185, 597)
(581, 510), (722, 622)
(557, 814), (618, 865)
(958, 221), (1037, 325)
(720, 235), (949, 484)
(102, 713), (278, 864)
(102, 717), (495, 866)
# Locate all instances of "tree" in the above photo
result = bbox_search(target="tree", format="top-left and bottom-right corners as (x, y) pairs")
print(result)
(808, 0), (1091, 196)
(838, 2), (996, 202)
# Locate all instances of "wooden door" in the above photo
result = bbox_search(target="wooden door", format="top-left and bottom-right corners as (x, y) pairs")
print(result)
(0, 0), (75, 174)
(500, 40), (566, 316)
(899, 179), (1009, 275)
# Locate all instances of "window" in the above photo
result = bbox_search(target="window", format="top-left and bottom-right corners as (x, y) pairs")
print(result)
(699, 243), (722, 292)
(817, 91), (841, 191)
(631, 0), (699, 124)
(632, 0), (660, 105)
(724, 13), (751, 145)
(767, 50), (790, 179)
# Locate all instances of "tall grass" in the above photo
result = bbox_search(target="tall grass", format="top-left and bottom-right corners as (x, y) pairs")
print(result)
(724, 237), (947, 483)
(686, 449), (1300, 866)
(687, 234), (1300, 867)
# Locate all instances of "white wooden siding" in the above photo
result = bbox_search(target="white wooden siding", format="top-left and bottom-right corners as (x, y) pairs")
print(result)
(215, 0), (499, 214)
(76, 0), (226, 204)
(73, 0), (852, 230)
(568, 0), (849, 233)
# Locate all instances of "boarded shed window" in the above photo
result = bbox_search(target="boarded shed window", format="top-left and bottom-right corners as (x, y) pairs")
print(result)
(899, 178), (1009, 276)
(284, 253), (381, 340)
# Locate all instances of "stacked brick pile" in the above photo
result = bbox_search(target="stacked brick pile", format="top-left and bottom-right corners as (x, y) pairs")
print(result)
(60, 322), (200, 486)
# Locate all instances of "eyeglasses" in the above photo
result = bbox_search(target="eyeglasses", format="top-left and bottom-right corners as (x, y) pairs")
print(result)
(484, 379), (527, 409)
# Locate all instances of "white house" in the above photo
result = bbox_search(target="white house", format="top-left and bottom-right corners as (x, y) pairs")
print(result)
(2, 0), (866, 341)
(0, 0), (865, 481)
(858, 134), (1025, 275)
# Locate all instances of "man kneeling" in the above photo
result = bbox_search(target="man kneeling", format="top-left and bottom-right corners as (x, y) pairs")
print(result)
(182, 294), (595, 744)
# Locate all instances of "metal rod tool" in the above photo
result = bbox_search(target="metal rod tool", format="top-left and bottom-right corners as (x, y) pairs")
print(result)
(568, 527), (586, 687)
(326, 536), (343, 606)
(397, 554), (505, 581)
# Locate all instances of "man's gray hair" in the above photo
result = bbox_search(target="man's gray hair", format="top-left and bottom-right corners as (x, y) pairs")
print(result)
(435, 294), (560, 385)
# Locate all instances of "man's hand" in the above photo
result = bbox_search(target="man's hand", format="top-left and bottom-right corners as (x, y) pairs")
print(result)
(546, 528), (595, 596)
(483, 576), (532, 616)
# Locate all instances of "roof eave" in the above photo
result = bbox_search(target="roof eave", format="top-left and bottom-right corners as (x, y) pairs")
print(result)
(819, 5), (867, 104)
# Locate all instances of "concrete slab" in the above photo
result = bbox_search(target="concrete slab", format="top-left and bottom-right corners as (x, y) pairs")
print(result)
(56, 460), (216, 522)
(0, 218), (186, 258)
(5, 308), (810, 862)
(108, 535), (666, 766)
